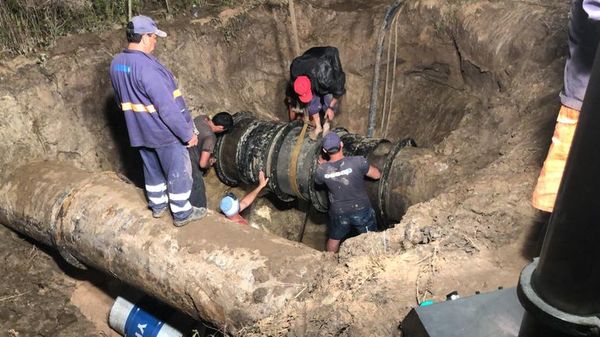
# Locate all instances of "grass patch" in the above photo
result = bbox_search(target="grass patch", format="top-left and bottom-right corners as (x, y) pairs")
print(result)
(0, 0), (136, 56)
(0, 0), (279, 56)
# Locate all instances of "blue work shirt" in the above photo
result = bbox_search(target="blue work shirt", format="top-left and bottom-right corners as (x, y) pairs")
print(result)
(109, 49), (193, 148)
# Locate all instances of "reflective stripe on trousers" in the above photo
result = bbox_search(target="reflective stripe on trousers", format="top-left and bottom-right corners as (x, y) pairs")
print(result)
(139, 144), (193, 220)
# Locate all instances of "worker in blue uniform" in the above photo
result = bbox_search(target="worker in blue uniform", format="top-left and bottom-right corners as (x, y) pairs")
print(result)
(109, 15), (206, 227)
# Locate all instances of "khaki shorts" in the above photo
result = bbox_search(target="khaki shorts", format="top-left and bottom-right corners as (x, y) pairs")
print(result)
(531, 105), (580, 212)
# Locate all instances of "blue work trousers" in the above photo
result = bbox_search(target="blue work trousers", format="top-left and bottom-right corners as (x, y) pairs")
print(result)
(139, 144), (193, 221)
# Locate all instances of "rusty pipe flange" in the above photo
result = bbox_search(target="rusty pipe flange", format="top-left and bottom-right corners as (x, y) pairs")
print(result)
(267, 121), (300, 203)
(214, 112), (254, 186)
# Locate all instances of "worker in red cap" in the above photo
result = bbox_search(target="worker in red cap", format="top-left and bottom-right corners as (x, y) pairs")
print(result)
(289, 75), (337, 139)
(287, 46), (346, 140)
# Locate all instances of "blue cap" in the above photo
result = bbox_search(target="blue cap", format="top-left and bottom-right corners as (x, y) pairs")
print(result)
(322, 132), (341, 153)
(220, 194), (240, 217)
(131, 15), (167, 37)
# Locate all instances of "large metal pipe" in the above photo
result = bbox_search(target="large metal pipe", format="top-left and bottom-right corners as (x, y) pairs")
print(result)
(0, 161), (326, 333)
(214, 112), (447, 227)
(517, 41), (600, 337)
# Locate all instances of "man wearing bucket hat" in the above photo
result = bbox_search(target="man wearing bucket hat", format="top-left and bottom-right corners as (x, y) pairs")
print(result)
(109, 15), (206, 227)
(315, 133), (381, 253)
(220, 170), (269, 226)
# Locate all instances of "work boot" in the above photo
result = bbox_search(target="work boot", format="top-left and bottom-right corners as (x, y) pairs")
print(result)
(152, 206), (168, 219)
(173, 207), (207, 227)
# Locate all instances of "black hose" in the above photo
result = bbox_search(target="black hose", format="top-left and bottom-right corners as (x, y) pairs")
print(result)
(367, 0), (406, 138)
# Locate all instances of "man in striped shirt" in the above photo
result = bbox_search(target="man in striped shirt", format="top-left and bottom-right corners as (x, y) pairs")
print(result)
(109, 15), (206, 227)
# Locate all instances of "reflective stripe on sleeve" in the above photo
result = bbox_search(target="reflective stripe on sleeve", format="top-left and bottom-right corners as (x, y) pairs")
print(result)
(122, 102), (157, 113)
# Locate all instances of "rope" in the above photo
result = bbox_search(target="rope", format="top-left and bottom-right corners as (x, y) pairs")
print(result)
(128, 0), (132, 20)
(289, 122), (309, 200)
(288, 0), (301, 56)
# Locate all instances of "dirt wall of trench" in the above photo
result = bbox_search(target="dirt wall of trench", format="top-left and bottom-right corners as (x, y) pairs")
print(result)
(0, 0), (573, 336)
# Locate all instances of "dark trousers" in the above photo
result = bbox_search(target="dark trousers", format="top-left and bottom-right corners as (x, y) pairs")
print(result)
(328, 207), (377, 240)
(188, 147), (207, 208)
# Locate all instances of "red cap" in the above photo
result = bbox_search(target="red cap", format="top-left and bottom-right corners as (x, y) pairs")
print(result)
(293, 76), (313, 103)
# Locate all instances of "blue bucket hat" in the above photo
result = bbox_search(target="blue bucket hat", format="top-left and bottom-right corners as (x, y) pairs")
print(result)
(131, 15), (167, 37)
(220, 193), (240, 217)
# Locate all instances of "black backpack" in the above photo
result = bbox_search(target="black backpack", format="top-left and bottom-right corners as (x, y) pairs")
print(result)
(290, 46), (346, 97)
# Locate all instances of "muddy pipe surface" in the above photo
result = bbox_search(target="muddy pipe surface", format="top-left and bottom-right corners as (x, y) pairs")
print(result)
(0, 161), (327, 332)
(215, 112), (446, 227)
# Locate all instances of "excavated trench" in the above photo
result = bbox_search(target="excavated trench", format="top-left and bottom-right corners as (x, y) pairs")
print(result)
(0, 0), (570, 336)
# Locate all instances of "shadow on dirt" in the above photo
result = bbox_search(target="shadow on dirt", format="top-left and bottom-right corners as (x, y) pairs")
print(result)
(102, 95), (145, 188)
(520, 211), (551, 260)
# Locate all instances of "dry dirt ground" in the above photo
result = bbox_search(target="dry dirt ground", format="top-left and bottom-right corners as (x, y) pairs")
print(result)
(0, 0), (569, 336)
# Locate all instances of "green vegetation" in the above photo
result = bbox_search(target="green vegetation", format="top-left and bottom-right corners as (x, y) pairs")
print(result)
(0, 0), (134, 55)
(0, 0), (246, 56)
